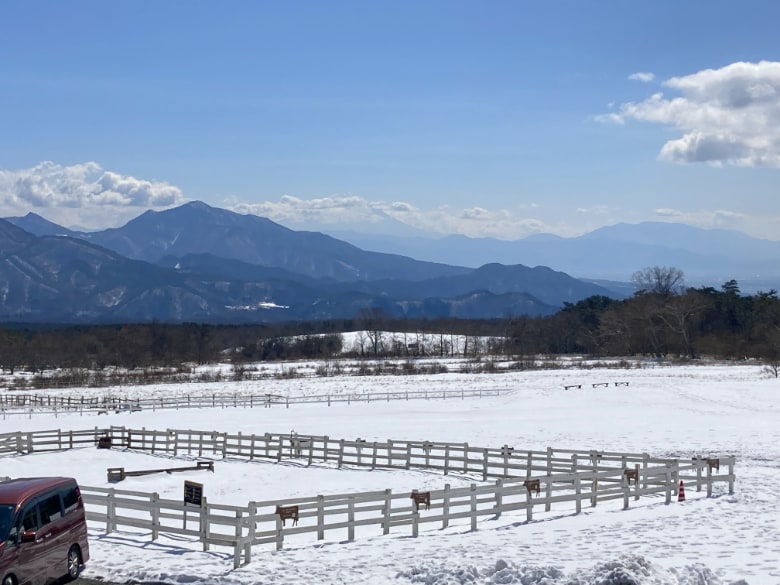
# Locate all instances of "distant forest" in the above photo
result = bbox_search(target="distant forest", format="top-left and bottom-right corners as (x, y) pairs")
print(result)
(1, 269), (778, 372)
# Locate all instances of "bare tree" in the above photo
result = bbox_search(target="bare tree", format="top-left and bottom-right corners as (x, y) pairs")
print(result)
(764, 361), (780, 378)
(658, 290), (707, 358)
(357, 307), (387, 357)
(631, 266), (685, 296)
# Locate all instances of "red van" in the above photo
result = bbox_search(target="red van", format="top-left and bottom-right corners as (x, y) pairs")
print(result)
(0, 477), (90, 585)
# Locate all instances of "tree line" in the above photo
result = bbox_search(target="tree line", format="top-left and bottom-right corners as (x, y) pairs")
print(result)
(0, 267), (778, 373)
(505, 268), (780, 361)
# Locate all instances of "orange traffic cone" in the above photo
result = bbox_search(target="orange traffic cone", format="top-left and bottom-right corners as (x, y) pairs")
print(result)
(677, 480), (686, 502)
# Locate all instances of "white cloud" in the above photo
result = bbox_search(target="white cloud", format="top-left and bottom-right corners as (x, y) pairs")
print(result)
(229, 194), (570, 240)
(576, 205), (616, 215)
(628, 72), (655, 83)
(229, 194), (387, 226)
(600, 61), (780, 167)
(0, 161), (186, 227)
(97, 171), (183, 207)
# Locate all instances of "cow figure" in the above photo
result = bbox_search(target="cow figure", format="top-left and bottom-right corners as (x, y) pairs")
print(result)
(275, 505), (299, 526)
(410, 491), (431, 511)
(523, 479), (541, 496)
(623, 468), (639, 486)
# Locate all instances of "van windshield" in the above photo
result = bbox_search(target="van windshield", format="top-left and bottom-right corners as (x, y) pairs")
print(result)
(0, 504), (14, 542)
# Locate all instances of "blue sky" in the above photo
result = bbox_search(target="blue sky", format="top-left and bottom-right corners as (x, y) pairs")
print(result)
(1, 1), (779, 239)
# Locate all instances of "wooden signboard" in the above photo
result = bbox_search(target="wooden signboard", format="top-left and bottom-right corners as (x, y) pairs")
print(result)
(184, 480), (204, 507)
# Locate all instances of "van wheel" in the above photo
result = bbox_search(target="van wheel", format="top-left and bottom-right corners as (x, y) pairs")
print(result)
(2, 575), (16, 585)
(65, 545), (82, 581)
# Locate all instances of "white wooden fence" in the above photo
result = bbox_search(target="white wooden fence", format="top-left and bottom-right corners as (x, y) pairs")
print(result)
(0, 427), (736, 569)
(0, 387), (508, 418)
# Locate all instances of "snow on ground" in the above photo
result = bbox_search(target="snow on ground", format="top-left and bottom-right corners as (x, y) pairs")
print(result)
(2, 363), (779, 584)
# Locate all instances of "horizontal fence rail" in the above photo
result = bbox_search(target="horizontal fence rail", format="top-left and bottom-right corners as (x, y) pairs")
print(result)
(0, 388), (509, 418)
(0, 427), (736, 569)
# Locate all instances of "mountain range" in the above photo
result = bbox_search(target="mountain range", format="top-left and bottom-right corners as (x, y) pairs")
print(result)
(6, 201), (777, 324)
(0, 202), (616, 323)
(331, 223), (780, 291)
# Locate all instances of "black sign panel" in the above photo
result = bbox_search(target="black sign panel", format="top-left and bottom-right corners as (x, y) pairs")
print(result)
(184, 480), (203, 506)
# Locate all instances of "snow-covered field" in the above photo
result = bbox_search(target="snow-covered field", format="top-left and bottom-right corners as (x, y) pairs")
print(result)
(2, 363), (779, 584)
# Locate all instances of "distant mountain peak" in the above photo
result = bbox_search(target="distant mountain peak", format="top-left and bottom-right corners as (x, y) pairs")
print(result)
(3, 212), (79, 238)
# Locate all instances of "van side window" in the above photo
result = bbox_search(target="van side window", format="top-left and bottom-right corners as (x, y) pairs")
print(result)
(6, 523), (18, 547)
(1, 504), (17, 546)
(39, 494), (63, 524)
(21, 506), (40, 532)
(62, 486), (79, 514)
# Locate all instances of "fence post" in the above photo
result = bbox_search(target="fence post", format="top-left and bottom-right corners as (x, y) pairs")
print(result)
(201, 497), (210, 551)
(494, 479), (503, 518)
(107, 488), (116, 533)
(338, 439), (344, 468)
(317, 495), (325, 540)
(405, 443), (411, 469)
(382, 489), (391, 535)
(622, 473), (630, 510)
(246, 501), (256, 565)
(442, 484), (450, 529)
(525, 483), (533, 522)
(642, 453), (649, 491)
(526, 451), (532, 480)
(463, 442), (469, 473)
(634, 463), (641, 501)
(444, 444), (450, 476)
(470, 484), (477, 531)
(707, 461), (713, 497)
(574, 476), (582, 514)
(411, 490), (419, 538)
(665, 464), (672, 504)
(385, 439), (393, 467)
(695, 456), (703, 492)
(323, 436), (329, 462)
(151, 492), (160, 540)
(482, 448), (488, 481)
(544, 475), (552, 512)
(233, 509), (243, 569)
(347, 497), (355, 541)
(590, 451), (599, 507)
(728, 457), (735, 495)
(371, 442), (378, 470)
(277, 435), (284, 462)
(275, 515), (284, 551)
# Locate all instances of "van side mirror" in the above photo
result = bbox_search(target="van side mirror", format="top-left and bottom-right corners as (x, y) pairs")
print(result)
(20, 530), (36, 544)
